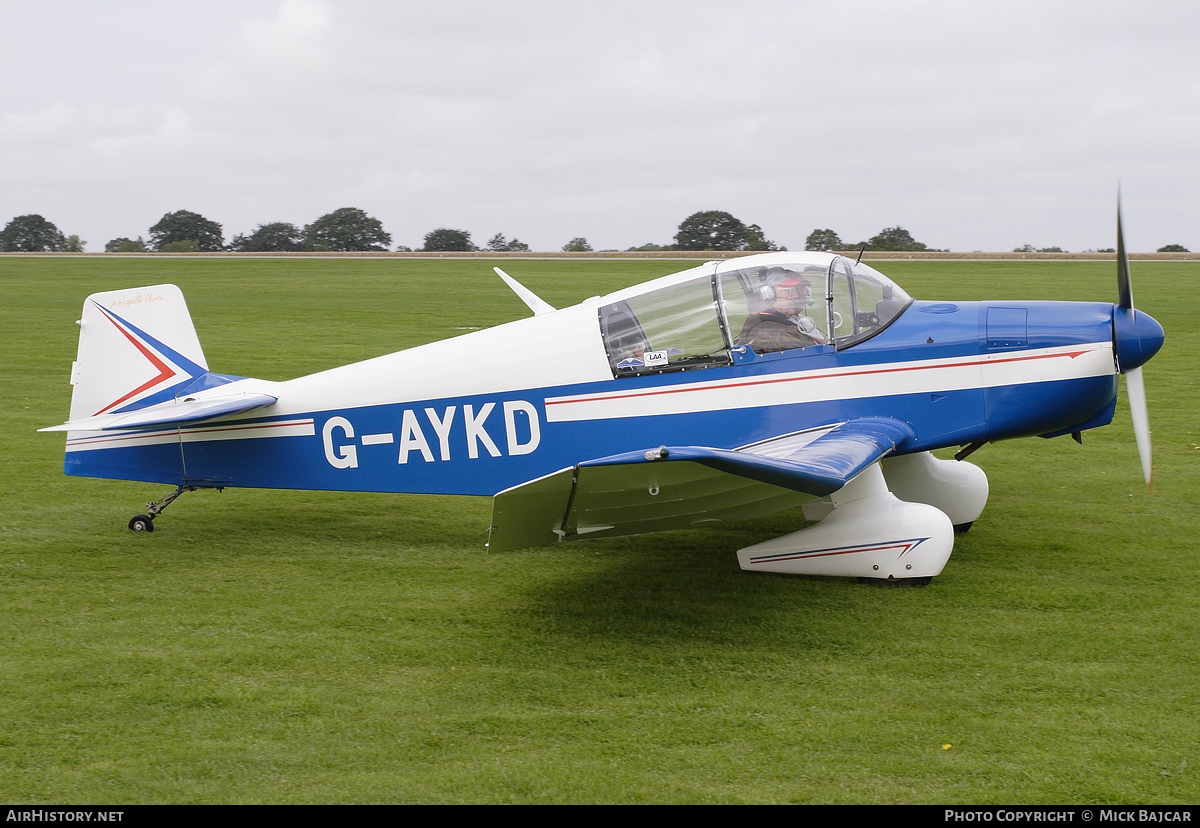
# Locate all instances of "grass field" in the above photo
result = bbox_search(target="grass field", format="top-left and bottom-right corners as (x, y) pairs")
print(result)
(1, 255), (1197, 804)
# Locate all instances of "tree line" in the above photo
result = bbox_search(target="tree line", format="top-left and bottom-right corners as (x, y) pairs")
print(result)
(0, 209), (1190, 254)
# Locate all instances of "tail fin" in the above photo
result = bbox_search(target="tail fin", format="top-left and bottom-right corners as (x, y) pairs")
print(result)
(65, 284), (209, 422)
(42, 285), (274, 487)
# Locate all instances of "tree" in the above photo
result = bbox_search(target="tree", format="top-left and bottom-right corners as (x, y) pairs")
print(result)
(861, 226), (927, 252)
(1158, 243), (1190, 253)
(743, 223), (783, 251)
(562, 237), (592, 252)
(106, 237), (148, 253)
(149, 210), (224, 251)
(302, 208), (391, 252)
(486, 233), (531, 252)
(231, 222), (304, 252)
(806, 228), (844, 251)
(0, 214), (67, 252)
(673, 210), (748, 250)
(64, 235), (86, 252)
(422, 228), (476, 252)
(159, 240), (201, 253)
(673, 210), (779, 251)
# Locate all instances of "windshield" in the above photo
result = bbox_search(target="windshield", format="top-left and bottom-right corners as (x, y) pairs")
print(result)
(829, 258), (912, 347)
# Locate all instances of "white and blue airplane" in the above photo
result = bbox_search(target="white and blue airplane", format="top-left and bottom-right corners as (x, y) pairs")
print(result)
(41, 207), (1163, 584)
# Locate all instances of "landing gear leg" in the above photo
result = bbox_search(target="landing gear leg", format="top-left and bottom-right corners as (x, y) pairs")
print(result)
(735, 464), (955, 582)
(128, 485), (201, 533)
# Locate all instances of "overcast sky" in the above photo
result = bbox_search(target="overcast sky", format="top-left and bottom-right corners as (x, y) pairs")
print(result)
(3, 0), (1197, 253)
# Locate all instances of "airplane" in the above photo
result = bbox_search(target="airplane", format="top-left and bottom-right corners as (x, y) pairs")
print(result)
(40, 204), (1164, 585)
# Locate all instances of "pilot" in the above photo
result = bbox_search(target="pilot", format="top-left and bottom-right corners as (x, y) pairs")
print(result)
(738, 275), (826, 354)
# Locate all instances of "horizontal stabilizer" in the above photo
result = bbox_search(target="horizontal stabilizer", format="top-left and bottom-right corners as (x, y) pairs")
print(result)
(40, 392), (278, 432)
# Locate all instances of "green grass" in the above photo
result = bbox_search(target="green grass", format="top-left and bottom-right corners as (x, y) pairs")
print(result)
(1, 255), (1197, 804)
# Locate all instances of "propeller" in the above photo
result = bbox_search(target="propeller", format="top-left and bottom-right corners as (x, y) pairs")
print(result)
(1111, 196), (1164, 492)
(1124, 363), (1152, 491)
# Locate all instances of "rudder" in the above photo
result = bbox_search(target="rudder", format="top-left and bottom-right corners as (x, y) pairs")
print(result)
(68, 284), (209, 421)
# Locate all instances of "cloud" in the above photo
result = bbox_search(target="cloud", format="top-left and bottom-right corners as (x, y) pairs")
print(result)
(2, 0), (1198, 252)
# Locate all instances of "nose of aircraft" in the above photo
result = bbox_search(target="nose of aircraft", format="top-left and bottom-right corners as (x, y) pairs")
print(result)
(1112, 306), (1165, 373)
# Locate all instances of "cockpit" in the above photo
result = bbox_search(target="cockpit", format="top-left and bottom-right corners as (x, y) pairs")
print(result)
(599, 253), (912, 377)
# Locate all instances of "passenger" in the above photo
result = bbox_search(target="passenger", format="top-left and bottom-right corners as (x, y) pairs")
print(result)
(738, 276), (826, 353)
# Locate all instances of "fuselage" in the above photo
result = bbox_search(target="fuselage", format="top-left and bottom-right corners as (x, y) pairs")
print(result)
(62, 253), (1144, 498)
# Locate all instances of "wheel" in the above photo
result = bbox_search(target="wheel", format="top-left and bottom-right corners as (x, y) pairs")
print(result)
(129, 515), (154, 533)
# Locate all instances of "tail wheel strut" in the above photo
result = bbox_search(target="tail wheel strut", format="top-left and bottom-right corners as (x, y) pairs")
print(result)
(127, 485), (203, 533)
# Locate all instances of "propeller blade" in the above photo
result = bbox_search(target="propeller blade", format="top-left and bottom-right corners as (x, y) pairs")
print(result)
(1124, 365), (1153, 491)
(1116, 193), (1133, 309)
(1113, 192), (1158, 492)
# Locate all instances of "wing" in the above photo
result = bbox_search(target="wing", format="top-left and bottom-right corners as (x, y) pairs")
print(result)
(487, 417), (914, 552)
(38, 392), (278, 432)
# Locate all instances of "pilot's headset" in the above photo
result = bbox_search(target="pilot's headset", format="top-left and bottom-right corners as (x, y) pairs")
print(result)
(755, 266), (791, 304)
(757, 267), (813, 306)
